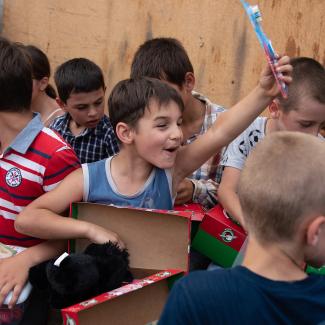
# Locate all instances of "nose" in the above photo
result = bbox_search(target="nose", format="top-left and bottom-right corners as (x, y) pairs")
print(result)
(170, 125), (183, 142)
(87, 106), (98, 118)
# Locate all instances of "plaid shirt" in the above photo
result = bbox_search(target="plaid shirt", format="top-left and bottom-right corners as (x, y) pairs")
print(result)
(185, 92), (226, 209)
(50, 114), (119, 164)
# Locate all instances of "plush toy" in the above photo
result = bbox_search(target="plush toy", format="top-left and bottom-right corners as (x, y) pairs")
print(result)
(29, 242), (133, 309)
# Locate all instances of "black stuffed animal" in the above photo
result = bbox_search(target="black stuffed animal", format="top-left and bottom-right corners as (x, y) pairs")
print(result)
(29, 242), (133, 309)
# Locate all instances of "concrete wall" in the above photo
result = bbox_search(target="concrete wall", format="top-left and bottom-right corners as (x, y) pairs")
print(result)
(2, 0), (325, 108)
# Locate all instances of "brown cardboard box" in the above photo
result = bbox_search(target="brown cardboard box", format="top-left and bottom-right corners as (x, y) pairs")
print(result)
(61, 203), (191, 325)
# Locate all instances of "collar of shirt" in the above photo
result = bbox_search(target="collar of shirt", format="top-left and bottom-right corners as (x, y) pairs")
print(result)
(5, 113), (43, 155)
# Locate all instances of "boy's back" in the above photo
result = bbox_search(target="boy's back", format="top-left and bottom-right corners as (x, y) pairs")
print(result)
(160, 132), (325, 324)
(159, 266), (325, 325)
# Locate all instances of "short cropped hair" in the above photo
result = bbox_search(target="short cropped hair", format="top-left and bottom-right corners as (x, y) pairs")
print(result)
(108, 77), (184, 139)
(238, 132), (325, 243)
(24, 45), (57, 99)
(130, 38), (193, 88)
(279, 57), (325, 112)
(54, 58), (105, 103)
(0, 37), (32, 112)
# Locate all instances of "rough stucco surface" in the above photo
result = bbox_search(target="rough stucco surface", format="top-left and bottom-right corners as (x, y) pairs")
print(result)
(2, 0), (325, 108)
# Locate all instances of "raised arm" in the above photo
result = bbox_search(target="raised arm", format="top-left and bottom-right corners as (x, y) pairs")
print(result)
(172, 56), (292, 190)
(15, 169), (123, 246)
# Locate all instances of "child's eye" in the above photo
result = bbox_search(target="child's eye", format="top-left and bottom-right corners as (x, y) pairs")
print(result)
(94, 100), (103, 107)
(299, 122), (313, 128)
(76, 105), (88, 110)
(157, 124), (167, 128)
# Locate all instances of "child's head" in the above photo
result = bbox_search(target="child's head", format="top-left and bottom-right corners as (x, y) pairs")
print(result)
(0, 37), (32, 113)
(54, 58), (105, 128)
(271, 57), (325, 136)
(238, 132), (325, 267)
(108, 78), (184, 168)
(24, 45), (57, 101)
(130, 38), (195, 106)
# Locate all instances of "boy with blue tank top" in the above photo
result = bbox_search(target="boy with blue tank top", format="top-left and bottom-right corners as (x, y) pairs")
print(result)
(16, 58), (292, 242)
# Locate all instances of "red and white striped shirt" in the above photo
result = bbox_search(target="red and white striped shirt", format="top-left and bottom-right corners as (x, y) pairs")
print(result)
(0, 115), (80, 247)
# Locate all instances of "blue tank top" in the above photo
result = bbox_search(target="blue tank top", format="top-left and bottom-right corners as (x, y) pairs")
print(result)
(82, 157), (173, 210)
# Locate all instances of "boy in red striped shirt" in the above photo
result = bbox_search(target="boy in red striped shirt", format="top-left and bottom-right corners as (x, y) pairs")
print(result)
(0, 37), (121, 322)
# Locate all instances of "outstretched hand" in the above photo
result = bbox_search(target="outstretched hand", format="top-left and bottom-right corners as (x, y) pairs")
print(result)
(259, 55), (292, 98)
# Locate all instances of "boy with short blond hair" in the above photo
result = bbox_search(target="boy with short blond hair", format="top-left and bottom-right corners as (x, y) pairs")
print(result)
(159, 132), (325, 324)
(51, 58), (119, 163)
(16, 57), (292, 243)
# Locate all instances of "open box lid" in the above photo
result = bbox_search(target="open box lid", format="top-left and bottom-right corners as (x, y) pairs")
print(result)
(70, 202), (190, 271)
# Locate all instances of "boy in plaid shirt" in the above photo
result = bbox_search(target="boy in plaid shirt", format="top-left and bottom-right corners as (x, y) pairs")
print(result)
(50, 58), (119, 164)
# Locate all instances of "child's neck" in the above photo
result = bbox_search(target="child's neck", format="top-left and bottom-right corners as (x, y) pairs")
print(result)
(242, 236), (307, 281)
(110, 149), (154, 196)
(181, 96), (206, 142)
(69, 119), (87, 136)
(0, 110), (34, 154)
(31, 93), (58, 121)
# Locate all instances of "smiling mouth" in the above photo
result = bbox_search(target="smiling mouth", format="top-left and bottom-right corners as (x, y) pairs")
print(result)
(164, 147), (178, 153)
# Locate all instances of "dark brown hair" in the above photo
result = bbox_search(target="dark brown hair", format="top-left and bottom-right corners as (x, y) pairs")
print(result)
(130, 38), (193, 88)
(0, 37), (32, 112)
(108, 77), (184, 140)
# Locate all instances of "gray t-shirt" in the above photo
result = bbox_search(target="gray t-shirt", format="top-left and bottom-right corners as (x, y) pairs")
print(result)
(220, 116), (267, 171)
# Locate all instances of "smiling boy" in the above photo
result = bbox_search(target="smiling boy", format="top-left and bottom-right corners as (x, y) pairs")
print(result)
(16, 56), (292, 240)
(50, 58), (119, 163)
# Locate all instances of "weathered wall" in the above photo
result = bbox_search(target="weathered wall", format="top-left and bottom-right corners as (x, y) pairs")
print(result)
(2, 0), (325, 108)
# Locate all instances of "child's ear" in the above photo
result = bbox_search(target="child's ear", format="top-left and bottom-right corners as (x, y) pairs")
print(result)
(183, 72), (195, 93)
(268, 100), (280, 119)
(56, 98), (67, 111)
(116, 122), (134, 144)
(306, 216), (325, 246)
(39, 77), (49, 91)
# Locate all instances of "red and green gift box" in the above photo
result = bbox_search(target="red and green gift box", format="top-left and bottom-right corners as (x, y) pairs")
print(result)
(191, 204), (247, 267)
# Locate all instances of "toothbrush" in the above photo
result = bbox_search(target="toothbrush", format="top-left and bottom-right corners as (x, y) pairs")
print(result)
(240, 0), (288, 98)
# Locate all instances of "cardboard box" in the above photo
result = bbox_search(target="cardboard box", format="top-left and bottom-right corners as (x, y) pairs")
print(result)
(61, 203), (191, 325)
(174, 203), (206, 240)
(191, 204), (247, 267)
(305, 265), (325, 275)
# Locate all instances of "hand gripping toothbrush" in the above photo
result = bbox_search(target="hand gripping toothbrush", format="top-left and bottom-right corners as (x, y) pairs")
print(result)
(240, 0), (288, 98)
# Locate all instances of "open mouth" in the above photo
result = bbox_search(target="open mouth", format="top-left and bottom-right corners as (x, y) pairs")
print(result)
(164, 146), (178, 153)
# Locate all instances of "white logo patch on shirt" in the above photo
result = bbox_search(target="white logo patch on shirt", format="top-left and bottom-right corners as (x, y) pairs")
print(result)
(6, 167), (22, 187)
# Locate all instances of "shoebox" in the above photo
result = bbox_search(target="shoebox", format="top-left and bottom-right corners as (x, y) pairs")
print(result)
(61, 202), (191, 325)
(191, 204), (247, 267)
(174, 203), (206, 240)
(305, 265), (325, 275)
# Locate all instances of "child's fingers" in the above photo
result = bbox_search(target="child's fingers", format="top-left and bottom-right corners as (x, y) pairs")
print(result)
(276, 55), (290, 65)
(275, 64), (293, 74)
(279, 75), (292, 84)
(8, 284), (22, 309)
(0, 282), (11, 306)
